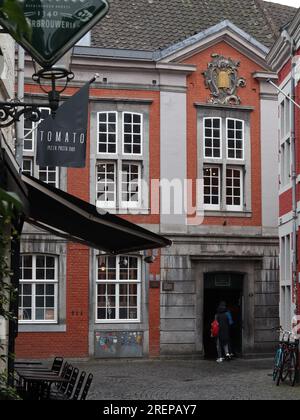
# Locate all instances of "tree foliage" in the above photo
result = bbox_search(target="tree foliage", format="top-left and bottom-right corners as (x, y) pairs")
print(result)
(0, 187), (23, 400)
(0, 0), (32, 41)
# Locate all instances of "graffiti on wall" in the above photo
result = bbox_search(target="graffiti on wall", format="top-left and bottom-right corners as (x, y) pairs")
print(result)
(95, 331), (143, 358)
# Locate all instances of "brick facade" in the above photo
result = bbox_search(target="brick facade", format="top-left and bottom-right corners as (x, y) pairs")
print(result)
(16, 19), (281, 359)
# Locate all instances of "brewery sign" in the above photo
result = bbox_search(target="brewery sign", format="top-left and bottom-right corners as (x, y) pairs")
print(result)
(0, 0), (109, 68)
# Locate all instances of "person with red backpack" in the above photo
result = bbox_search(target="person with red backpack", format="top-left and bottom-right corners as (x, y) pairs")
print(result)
(212, 301), (231, 363)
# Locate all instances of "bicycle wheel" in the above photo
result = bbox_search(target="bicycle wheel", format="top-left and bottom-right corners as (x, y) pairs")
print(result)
(273, 348), (283, 383)
(288, 352), (298, 387)
(281, 351), (291, 382)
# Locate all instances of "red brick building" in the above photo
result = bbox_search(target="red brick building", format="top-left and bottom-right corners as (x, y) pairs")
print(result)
(16, 0), (298, 360)
(267, 8), (300, 332)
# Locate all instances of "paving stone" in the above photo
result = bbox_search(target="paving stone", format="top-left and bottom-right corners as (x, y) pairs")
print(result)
(75, 358), (300, 401)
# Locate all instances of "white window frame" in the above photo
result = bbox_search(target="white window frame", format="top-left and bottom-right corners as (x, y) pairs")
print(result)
(19, 255), (58, 324)
(38, 166), (60, 188)
(95, 255), (141, 324)
(97, 111), (118, 155)
(203, 166), (221, 211)
(120, 162), (142, 209)
(23, 119), (35, 152)
(23, 107), (51, 153)
(225, 167), (244, 212)
(226, 118), (244, 161)
(122, 112), (143, 156)
(96, 161), (117, 208)
(22, 158), (33, 177)
(203, 117), (222, 159)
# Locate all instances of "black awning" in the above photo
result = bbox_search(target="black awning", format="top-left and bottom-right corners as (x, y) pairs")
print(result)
(1, 144), (171, 253)
(21, 174), (171, 254)
(1, 147), (29, 216)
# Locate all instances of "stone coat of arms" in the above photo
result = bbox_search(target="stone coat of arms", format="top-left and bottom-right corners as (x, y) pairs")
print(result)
(203, 54), (246, 105)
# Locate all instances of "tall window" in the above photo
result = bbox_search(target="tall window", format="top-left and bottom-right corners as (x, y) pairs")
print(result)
(121, 163), (141, 207)
(19, 255), (58, 323)
(22, 106), (60, 188)
(226, 168), (243, 211)
(202, 116), (245, 212)
(203, 167), (220, 210)
(96, 162), (116, 207)
(98, 111), (117, 154)
(123, 112), (143, 155)
(227, 119), (244, 160)
(96, 111), (144, 209)
(204, 118), (222, 158)
(279, 91), (291, 189)
(96, 256), (141, 322)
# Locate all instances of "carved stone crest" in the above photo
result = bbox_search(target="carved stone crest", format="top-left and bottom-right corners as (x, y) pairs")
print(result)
(203, 54), (246, 105)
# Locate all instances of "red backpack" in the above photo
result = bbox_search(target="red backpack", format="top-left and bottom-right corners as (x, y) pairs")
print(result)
(211, 319), (220, 338)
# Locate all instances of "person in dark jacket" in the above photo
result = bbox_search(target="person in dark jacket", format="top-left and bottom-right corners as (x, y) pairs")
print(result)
(215, 301), (231, 363)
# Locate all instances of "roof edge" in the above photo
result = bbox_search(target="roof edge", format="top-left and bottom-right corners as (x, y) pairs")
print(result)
(74, 20), (270, 65)
(267, 8), (300, 72)
(154, 20), (270, 62)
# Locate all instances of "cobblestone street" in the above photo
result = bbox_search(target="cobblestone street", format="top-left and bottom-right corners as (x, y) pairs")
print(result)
(77, 358), (300, 401)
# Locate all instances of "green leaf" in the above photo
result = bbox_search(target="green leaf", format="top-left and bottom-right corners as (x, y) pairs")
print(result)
(0, 188), (23, 216)
(0, 0), (32, 41)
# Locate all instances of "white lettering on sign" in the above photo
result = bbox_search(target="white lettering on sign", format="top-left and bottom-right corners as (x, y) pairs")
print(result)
(31, 20), (79, 29)
(39, 131), (86, 144)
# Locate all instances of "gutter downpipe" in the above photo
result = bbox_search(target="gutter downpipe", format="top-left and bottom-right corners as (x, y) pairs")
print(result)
(290, 41), (298, 316)
(15, 45), (24, 169)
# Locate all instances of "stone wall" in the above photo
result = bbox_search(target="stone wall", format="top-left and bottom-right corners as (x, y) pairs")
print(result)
(160, 234), (279, 356)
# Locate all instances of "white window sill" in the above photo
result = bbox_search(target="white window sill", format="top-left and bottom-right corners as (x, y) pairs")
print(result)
(203, 210), (252, 218)
(95, 320), (141, 324)
(18, 324), (66, 333)
(96, 206), (150, 215)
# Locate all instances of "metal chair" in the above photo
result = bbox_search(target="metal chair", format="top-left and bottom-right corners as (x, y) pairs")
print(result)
(71, 371), (86, 400)
(55, 361), (69, 391)
(59, 365), (74, 394)
(80, 373), (93, 400)
(51, 357), (64, 374)
(50, 368), (79, 400)
(64, 368), (79, 399)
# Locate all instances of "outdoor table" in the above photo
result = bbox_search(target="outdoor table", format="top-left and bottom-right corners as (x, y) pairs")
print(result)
(16, 370), (70, 400)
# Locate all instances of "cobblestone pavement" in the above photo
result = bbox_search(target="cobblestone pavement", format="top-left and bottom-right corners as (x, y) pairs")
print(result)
(76, 358), (300, 400)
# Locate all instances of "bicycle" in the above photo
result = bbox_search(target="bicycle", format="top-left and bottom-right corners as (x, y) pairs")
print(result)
(272, 327), (289, 386)
(272, 327), (299, 387)
(280, 334), (299, 387)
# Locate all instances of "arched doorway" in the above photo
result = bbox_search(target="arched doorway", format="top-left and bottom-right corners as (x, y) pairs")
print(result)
(203, 272), (244, 359)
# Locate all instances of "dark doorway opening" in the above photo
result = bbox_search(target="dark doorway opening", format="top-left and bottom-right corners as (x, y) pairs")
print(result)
(203, 273), (243, 359)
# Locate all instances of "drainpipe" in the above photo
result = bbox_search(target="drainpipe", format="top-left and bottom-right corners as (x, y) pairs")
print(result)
(15, 45), (24, 169)
(287, 34), (298, 316)
(281, 30), (299, 316)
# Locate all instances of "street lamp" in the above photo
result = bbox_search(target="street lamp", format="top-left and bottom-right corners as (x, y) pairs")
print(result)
(32, 50), (75, 117)
(0, 50), (74, 128)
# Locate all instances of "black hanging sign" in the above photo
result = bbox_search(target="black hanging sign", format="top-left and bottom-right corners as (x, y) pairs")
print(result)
(36, 82), (89, 168)
(0, 0), (109, 68)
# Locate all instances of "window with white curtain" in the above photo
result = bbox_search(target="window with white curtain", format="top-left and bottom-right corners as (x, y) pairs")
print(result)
(96, 111), (144, 210)
(96, 256), (141, 322)
(19, 255), (58, 323)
